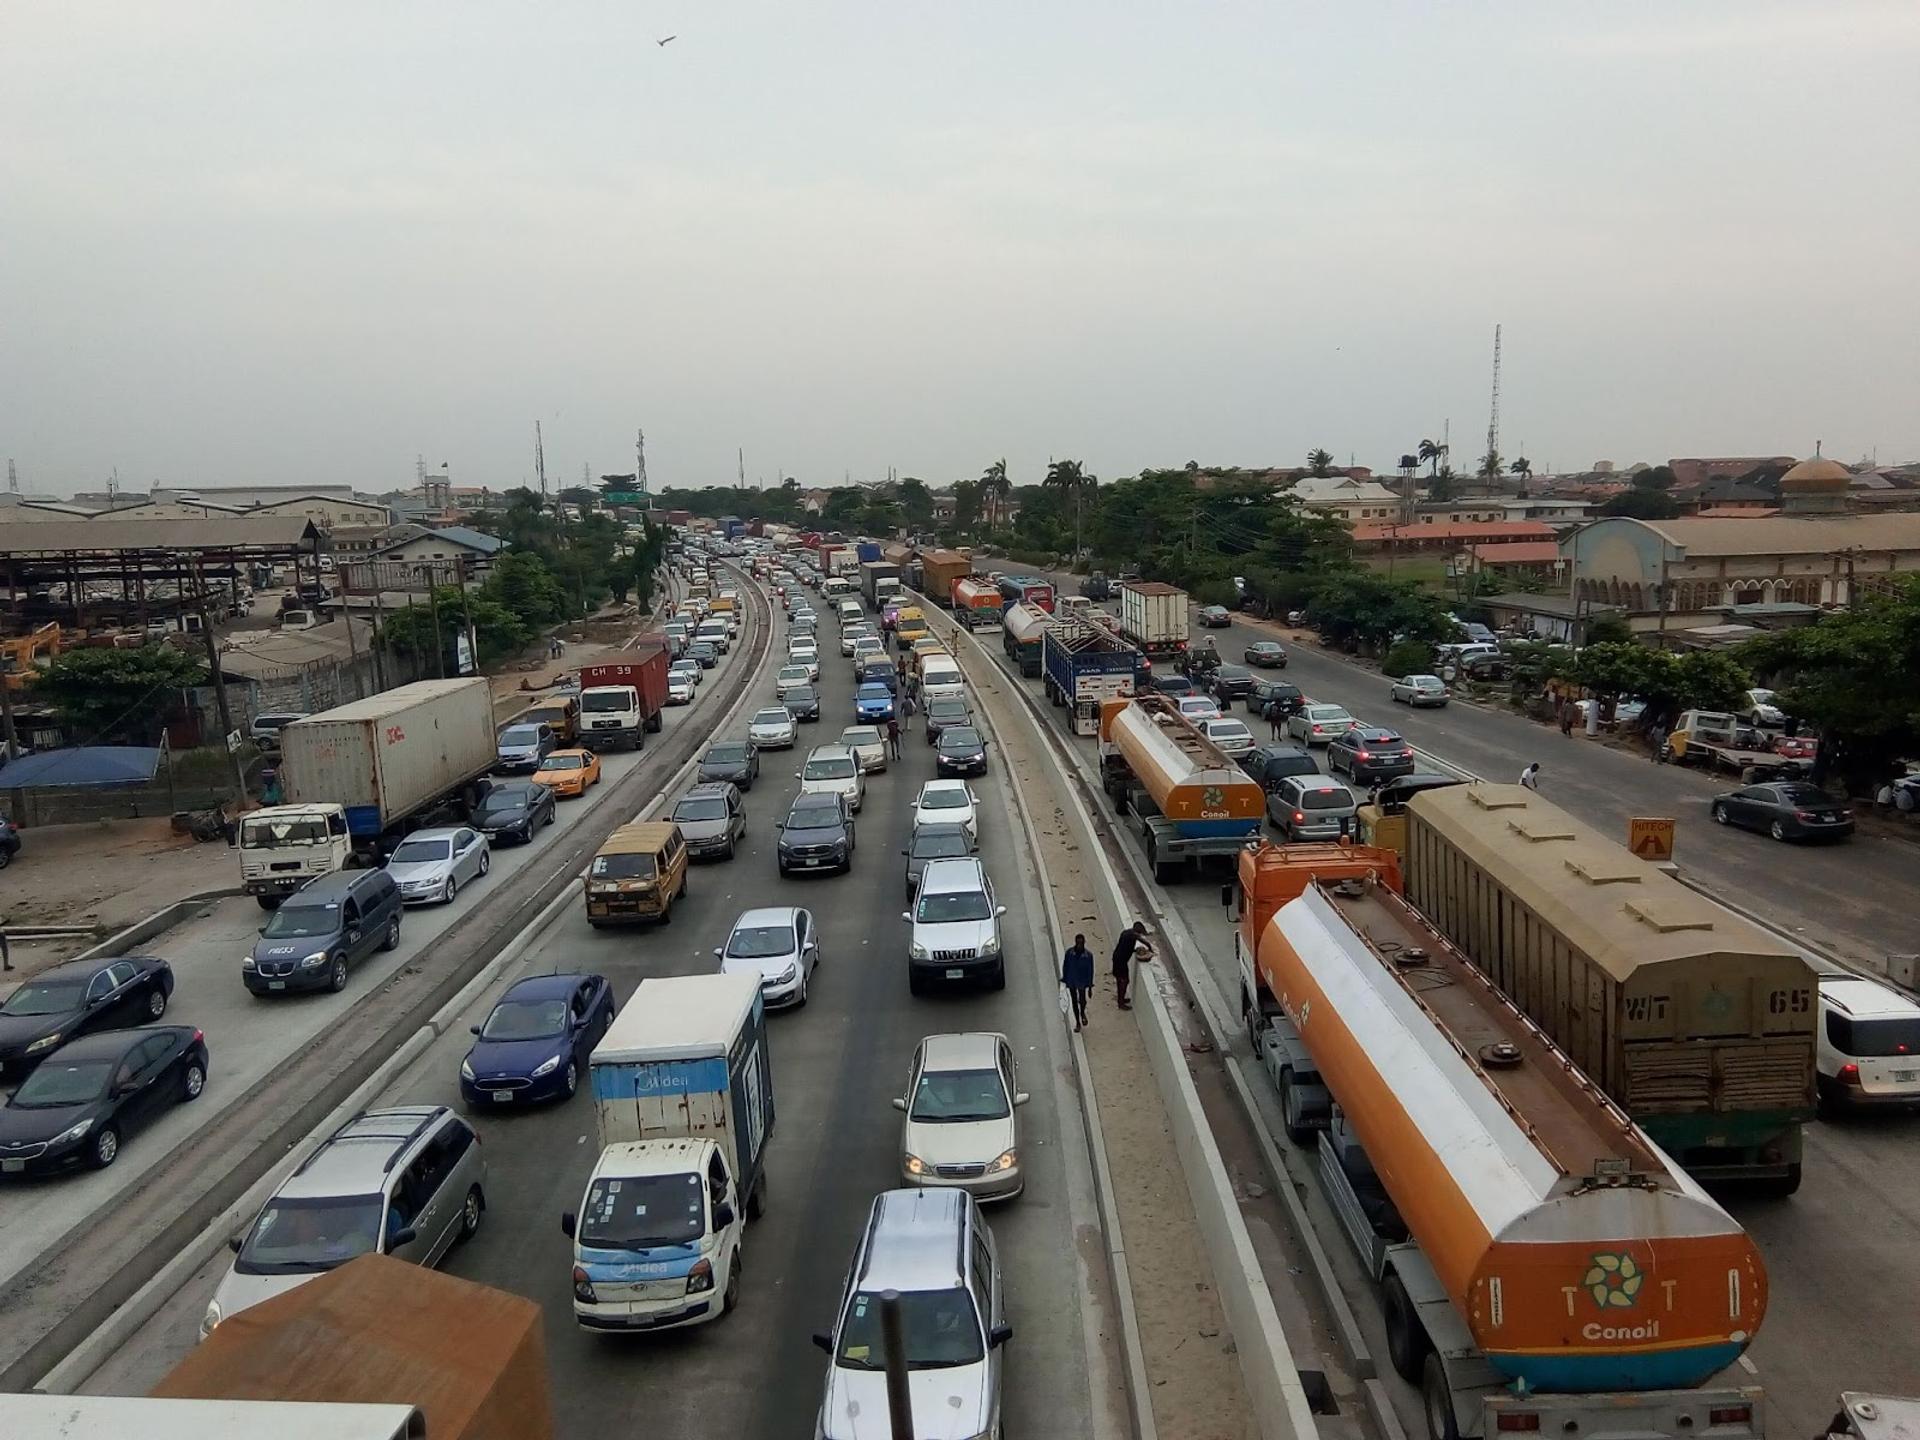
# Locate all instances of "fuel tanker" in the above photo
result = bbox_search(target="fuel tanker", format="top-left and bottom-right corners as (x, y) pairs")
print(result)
(1000, 600), (1055, 676)
(1098, 695), (1263, 881)
(1231, 843), (1767, 1440)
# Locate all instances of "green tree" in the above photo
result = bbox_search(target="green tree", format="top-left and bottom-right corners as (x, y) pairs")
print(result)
(1305, 448), (1336, 477)
(1510, 457), (1533, 481)
(1477, 450), (1504, 479)
(897, 477), (934, 528)
(1044, 458), (1097, 557)
(950, 479), (983, 534)
(1635, 465), (1677, 490)
(1308, 571), (1450, 651)
(486, 552), (567, 626)
(979, 458), (1011, 531)
(1584, 614), (1634, 647)
(32, 644), (208, 743)
(1428, 467), (1459, 502)
(1382, 639), (1435, 679)
(1598, 488), (1683, 520)
(822, 488), (865, 526)
(1417, 438), (1447, 478)
(1673, 650), (1751, 711)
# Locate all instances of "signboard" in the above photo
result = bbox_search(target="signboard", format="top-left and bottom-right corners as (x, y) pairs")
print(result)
(1628, 817), (1675, 863)
(225, 729), (242, 753)
(601, 491), (648, 505)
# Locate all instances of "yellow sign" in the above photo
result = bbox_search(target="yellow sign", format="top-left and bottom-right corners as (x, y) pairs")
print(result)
(1628, 817), (1675, 862)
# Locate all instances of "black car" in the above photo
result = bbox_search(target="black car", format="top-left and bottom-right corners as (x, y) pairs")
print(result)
(1327, 726), (1416, 784)
(1248, 678), (1306, 719)
(935, 726), (989, 777)
(688, 641), (719, 669)
(1240, 743), (1320, 792)
(0, 1026), (208, 1176)
(0, 813), (20, 869)
(1210, 664), (1256, 708)
(776, 793), (855, 876)
(698, 740), (761, 791)
(1197, 605), (1232, 628)
(1711, 782), (1855, 843)
(1369, 773), (1465, 815)
(471, 781), (556, 844)
(1243, 641), (1288, 668)
(924, 698), (973, 744)
(1150, 674), (1193, 697)
(783, 684), (822, 723)
(0, 955), (174, 1078)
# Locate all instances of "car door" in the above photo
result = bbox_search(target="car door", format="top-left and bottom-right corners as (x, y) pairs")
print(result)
(79, 964), (124, 1037)
(795, 910), (815, 981)
(569, 980), (600, 1064)
(1731, 786), (1773, 830)
(729, 790), (746, 845)
(337, 899), (366, 964)
(119, 1033), (179, 1132)
(453, 829), (483, 883)
(971, 1224), (1005, 1423)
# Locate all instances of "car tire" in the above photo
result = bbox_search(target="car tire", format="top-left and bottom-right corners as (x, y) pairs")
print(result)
(182, 1059), (207, 1101)
(443, 876), (458, 904)
(747, 1170), (767, 1220)
(147, 987), (169, 1020)
(381, 915), (402, 951)
(1383, 1272), (1428, 1384)
(1770, 820), (1789, 842)
(562, 1061), (579, 1099)
(90, 1124), (121, 1169)
(723, 1253), (742, 1314)
(0, 849), (10, 870)
(459, 1185), (484, 1241)
(478, 852), (490, 877)
(256, 894), (282, 911)
(990, 960), (1006, 991)
(330, 956), (350, 993)
(1712, 804), (1729, 825)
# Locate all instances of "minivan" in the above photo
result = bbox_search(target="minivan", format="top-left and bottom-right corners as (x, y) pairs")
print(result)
(245, 869), (404, 996)
(585, 822), (690, 926)
(919, 656), (965, 703)
(1818, 974), (1920, 1110)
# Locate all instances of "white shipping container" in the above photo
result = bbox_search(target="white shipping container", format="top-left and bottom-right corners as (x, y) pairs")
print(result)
(281, 678), (497, 831)
(0, 1395), (422, 1439)
(1117, 581), (1188, 646)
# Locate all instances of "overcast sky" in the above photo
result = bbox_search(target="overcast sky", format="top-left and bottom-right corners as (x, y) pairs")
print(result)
(6, 2), (1918, 498)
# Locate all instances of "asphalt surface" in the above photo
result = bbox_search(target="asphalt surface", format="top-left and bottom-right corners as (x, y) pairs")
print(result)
(85, 587), (1107, 1440)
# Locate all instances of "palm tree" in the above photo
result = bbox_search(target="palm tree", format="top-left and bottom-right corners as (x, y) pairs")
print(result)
(1045, 458), (1097, 557)
(1305, 448), (1336, 477)
(979, 458), (1010, 531)
(1417, 438), (1446, 478)
(780, 474), (800, 494)
(1509, 457), (1533, 481)
(1477, 450), (1505, 480)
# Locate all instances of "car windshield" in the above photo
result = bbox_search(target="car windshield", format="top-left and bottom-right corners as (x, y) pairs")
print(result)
(752, 710), (791, 728)
(858, 686), (890, 700)
(941, 728), (983, 749)
(706, 744), (749, 763)
(262, 905), (339, 939)
(780, 667), (809, 681)
(8, 1056), (113, 1107)
(837, 1287), (984, 1371)
(921, 789), (967, 810)
(1834, 1015), (1920, 1058)
(476, 786), (535, 815)
(675, 797), (728, 822)
(1310, 707), (1349, 721)
(541, 754), (585, 771)
(0, 977), (85, 1017)
(1298, 788), (1351, 810)
(235, 1194), (384, 1275)
(241, 814), (329, 846)
(911, 1065), (1010, 1122)
(480, 997), (568, 1040)
(805, 757), (856, 780)
(842, 728), (879, 746)
(727, 925), (797, 959)
(1210, 723), (1250, 740)
(592, 853), (656, 880)
(912, 830), (970, 860)
(582, 691), (632, 712)
(917, 889), (991, 923)
(1773, 784), (1829, 806)
(1217, 666), (1250, 680)
(786, 804), (842, 832)
(390, 838), (452, 864)
(580, 1172), (706, 1250)
(930, 703), (967, 721)
(786, 687), (817, 703)
(1750, 689), (1777, 705)
(499, 726), (543, 747)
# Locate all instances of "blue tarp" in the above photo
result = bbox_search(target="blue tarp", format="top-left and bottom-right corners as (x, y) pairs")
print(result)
(0, 746), (164, 788)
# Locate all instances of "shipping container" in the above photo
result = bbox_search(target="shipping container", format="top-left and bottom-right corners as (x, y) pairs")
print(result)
(918, 550), (973, 605)
(995, 574), (1055, 613)
(577, 640), (670, 749)
(280, 679), (496, 840)
(1404, 783), (1816, 1191)
(1116, 581), (1189, 661)
(855, 541), (883, 564)
(859, 561), (902, 608)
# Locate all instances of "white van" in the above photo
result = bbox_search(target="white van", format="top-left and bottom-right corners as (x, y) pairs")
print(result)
(920, 656), (965, 702)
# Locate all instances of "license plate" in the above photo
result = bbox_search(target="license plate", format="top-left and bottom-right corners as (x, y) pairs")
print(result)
(2, 1160), (23, 1174)
(802, 859), (819, 867)
(1896, 1071), (1917, 1084)
(269, 980), (286, 990)
(946, 969), (965, 980)
(492, 1090), (515, 1102)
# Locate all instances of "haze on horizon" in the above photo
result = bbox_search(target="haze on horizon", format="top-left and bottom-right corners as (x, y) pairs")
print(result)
(5, 1), (1917, 499)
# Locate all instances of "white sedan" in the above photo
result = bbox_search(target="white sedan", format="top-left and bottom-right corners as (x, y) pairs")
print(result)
(798, 744), (866, 813)
(1289, 703), (1357, 746)
(912, 779), (980, 844)
(385, 826), (490, 905)
(749, 707), (799, 749)
(785, 654), (821, 684)
(777, 663), (813, 692)
(1176, 695), (1222, 723)
(666, 673), (696, 705)
(1198, 717), (1255, 757)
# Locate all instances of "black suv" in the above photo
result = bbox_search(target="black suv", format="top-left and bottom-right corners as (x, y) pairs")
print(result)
(1327, 726), (1416, 784)
(776, 793), (855, 876)
(1240, 743), (1320, 792)
(924, 698), (973, 744)
(935, 726), (989, 777)
(1248, 678), (1305, 719)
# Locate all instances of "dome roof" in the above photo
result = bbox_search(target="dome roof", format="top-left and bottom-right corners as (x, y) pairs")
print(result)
(1780, 457), (1850, 492)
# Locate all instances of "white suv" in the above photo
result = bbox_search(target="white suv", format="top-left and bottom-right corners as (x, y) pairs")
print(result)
(1817, 974), (1920, 1111)
(903, 857), (1006, 994)
(798, 745), (865, 813)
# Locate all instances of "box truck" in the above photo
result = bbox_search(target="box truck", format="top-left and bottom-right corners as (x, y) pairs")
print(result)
(577, 642), (670, 751)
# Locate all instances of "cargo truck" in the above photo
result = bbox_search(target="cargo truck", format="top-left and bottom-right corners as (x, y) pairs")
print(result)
(0, 1398), (423, 1439)
(828, 548), (860, 579)
(1041, 621), (1143, 732)
(918, 549), (972, 605)
(1001, 601), (1055, 676)
(952, 575), (1004, 629)
(1403, 783), (1816, 1192)
(577, 644), (670, 752)
(1097, 695), (1263, 880)
(564, 975), (775, 1333)
(1227, 843), (1768, 1440)
(859, 561), (902, 608)
(240, 679), (497, 902)
(1116, 580), (1189, 663)
(855, 541), (883, 564)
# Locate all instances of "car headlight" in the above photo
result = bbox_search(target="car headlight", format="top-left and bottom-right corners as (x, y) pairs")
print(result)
(903, 1153), (927, 1176)
(685, 1258), (715, 1294)
(909, 942), (928, 960)
(531, 1053), (563, 1078)
(990, 1148), (1018, 1172)
(52, 1117), (94, 1147)
(241, 955), (256, 971)
(200, 1301), (223, 1338)
(572, 1266), (598, 1304)
(979, 935), (1001, 958)
(772, 963), (799, 984)
(300, 951), (330, 968)
(460, 1058), (475, 1081)
(24, 1033), (63, 1054)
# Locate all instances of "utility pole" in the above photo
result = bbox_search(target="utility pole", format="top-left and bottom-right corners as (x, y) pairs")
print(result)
(455, 556), (477, 673)
(189, 557), (249, 809)
(535, 421), (549, 508)
(737, 447), (744, 491)
(6, 459), (17, 496)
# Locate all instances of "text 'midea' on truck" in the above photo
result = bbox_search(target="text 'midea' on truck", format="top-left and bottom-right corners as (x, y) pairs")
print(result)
(1115, 580), (1189, 664)
(1097, 694), (1263, 881)
(994, 573), (1055, 613)
(1403, 783), (1817, 1193)
(565, 974), (774, 1333)
(240, 678), (497, 905)
(1041, 618), (1145, 733)
(1000, 601), (1057, 676)
(951, 575), (1005, 629)
(576, 642), (670, 752)
(1228, 842), (1769, 1440)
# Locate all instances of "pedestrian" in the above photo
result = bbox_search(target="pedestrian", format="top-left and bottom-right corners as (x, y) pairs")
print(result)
(886, 716), (902, 759)
(1110, 921), (1153, 1010)
(1647, 722), (1666, 763)
(1560, 703), (1575, 737)
(1061, 933), (1095, 1031)
(900, 690), (918, 733)
(1519, 761), (1541, 791)
(1264, 696), (1285, 740)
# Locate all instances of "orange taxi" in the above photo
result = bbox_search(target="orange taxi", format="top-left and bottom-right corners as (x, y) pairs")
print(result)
(531, 747), (602, 798)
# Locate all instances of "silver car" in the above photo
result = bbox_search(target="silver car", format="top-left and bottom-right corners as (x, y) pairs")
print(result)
(715, 905), (819, 1009)
(1268, 775), (1358, 841)
(1288, 702), (1357, 746)
(203, 1106), (485, 1338)
(1389, 673), (1450, 707)
(894, 1032), (1028, 1201)
(838, 725), (887, 774)
(385, 826), (490, 905)
(749, 706), (798, 749)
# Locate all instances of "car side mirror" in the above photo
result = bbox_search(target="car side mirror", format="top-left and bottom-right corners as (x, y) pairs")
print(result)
(812, 1331), (834, 1354)
(990, 1322), (1014, 1348)
(899, 848), (908, 856)
(257, 925), (268, 936)
(892, 1096), (907, 1111)
(469, 1024), (481, 1036)
(560, 1212), (576, 1239)
(995, 905), (1007, 916)
(387, 1226), (418, 1250)
(713, 1202), (736, 1229)
(1220, 884), (1234, 909)
(712, 947), (723, 957)
(1014, 1090), (1031, 1106)
(228, 1234), (245, 1254)
(794, 772), (801, 780)
(900, 911), (911, 922)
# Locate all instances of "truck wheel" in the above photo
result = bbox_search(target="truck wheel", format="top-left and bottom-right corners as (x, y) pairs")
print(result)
(1421, 1353), (1461, 1440)
(647, 712), (664, 733)
(723, 1253), (742, 1314)
(1383, 1273), (1428, 1384)
(1278, 1069), (1316, 1146)
(1766, 1162), (1803, 1197)
(747, 1172), (766, 1221)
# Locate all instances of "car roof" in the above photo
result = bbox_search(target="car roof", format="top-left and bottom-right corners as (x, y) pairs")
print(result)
(541, 747), (592, 759)
(1821, 975), (1920, 1019)
(919, 857), (987, 893)
(918, 1031), (1008, 1069)
(683, 781), (735, 800)
(502, 973), (594, 1002)
(807, 744), (854, 760)
(842, 726), (880, 739)
(1307, 703), (1349, 714)
(752, 708), (792, 721)
(911, 823), (972, 847)
(32, 1026), (168, 1061)
(789, 792), (843, 813)
(399, 826), (467, 841)
(283, 1106), (447, 1199)
(1284, 776), (1353, 795)
(919, 779), (971, 797)
(733, 906), (802, 930)
(1351, 727), (1400, 740)
(33, 954), (157, 982)
(859, 1189), (970, 1292)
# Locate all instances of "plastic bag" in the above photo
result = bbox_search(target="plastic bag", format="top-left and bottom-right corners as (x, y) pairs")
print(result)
(1057, 986), (1071, 1016)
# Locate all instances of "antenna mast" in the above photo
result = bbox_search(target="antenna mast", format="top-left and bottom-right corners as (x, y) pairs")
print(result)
(534, 422), (547, 500)
(635, 428), (649, 498)
(6, 460), (16, 496)
(1486, 324), (1503, 471)
(737, 447), (745, 490)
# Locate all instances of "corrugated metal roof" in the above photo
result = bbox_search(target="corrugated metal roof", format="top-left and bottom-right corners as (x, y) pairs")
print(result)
(1641, 513), (1920, 556)
(0, 516), (318, 554)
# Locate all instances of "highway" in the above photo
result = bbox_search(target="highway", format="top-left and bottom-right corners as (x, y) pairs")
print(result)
(988, 568), (1920, 1436)
(82, 584), (1114, 1439)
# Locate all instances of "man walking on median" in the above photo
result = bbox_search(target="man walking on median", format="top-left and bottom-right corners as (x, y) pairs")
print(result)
(1060, 933), (1094, 1031)
(1111, 920), (1153, 1011)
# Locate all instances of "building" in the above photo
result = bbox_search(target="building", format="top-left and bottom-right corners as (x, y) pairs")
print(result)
(331, 521), (426, 558)
(1499, 497), (1592, 528)
(361, 525), (506, 589)
(1479, 591), (1620, 645)
(1349, 519), (1556, 554)
(1466, 541), (1566, 583)
(1667, 456), (1797, 490)
(89, 496), (245, 521)
(1290, 475), (1405, 523)
(248, 493), (393, 529)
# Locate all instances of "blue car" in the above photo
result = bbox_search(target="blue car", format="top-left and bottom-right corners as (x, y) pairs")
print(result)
(460, 973), (615, 1108)
(854, 682), (896, 724)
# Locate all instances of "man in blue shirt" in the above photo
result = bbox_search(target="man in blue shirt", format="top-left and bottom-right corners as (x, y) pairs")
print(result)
(1060, 933), (1095, 1031)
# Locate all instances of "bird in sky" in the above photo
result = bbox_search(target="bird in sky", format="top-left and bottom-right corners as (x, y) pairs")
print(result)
(658, 34), (676, 46)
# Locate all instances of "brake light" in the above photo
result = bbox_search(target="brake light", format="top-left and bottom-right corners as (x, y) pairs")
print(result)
(1495, 1415), (1541, 1433)
(1840, 1062), (1861, 1086)
(1312, 725), (1323, 733)
(1710, 1407), (1754, 1427)
(1293, 812), (1305, 823)
(1794, 811), (1815, 821)
(1355, 750), (1372, 760)
(192, 1029), (204, 1045)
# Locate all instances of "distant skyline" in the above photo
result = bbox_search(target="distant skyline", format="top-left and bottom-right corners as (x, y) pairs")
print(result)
(5, 3), (1917, 498)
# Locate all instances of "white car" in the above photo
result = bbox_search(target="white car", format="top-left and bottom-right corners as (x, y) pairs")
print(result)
(666, 673), (696, 705)
(839, 725), (888, 773)
(749, 707), (798, 749)
(384, 826), (490, 904)
(1743, 688), (1787, 728)
(789, 637), (820, 663)
(1197, 717), (1255, 757)
(715, 906), (819, 1010)
(839, 627), (870, 657)
(912, 779), (980, 844)
(777, 663), (813, 692)
(894, 1032), (1028, 1199)
(1289, 702), (1357, 746)
(903, 859), (1006, 995)
(785, 653), (821, 684)
(669, 657), (702, 687)
(851, 637), (885, 667)
(1817, 973), (1920, 1110)
(1176, 695), (1222, 723)
(798, 744), (866, 813)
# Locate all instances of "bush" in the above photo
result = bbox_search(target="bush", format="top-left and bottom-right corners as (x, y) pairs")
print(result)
(1382, 639), (1434, 679)
(1193, 577), (1239, 608)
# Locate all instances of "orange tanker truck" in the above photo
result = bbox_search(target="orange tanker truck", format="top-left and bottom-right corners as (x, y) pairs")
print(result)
(1097, 695), (1264, 882)
(1227, 843), (1768, 1440)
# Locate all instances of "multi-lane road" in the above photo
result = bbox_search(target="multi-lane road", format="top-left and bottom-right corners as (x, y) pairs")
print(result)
(79, 580), (1117, 1440)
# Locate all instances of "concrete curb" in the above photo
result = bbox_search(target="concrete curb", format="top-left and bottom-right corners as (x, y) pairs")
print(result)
(72, 889), (245, 963)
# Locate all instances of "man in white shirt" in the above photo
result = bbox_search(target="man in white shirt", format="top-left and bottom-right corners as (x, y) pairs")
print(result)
(1519, 762), (1541, 791)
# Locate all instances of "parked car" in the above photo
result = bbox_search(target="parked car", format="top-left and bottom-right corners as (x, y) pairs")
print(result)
(839, 725), (887, 774)
(1816, 973), (1920, 1111)
(783, 684), (823, 723)
(1267, 775), (1358, 841)
(471, 780), (556, 844)
(912, 780), (980, 844)
(249, 711), (310, 753)
(893, 1032), (1028, 1200)
(903, 857), (1006, 993)
(1196, 605), (1232, 628)
(776, 793), (856, 876)
(1239, 743), (1319, 791)
(204, 1106), (485, 1337)
(494, 722), (555, 774)
(0, 1025), (209, 1177)
(531, 748), (603, 799)
(1243, 642), (1288, 668)
(1710, 782), (1855, 842)
(749, 707), (799, 749)
(698, 740), (760, 791)
(924, 697), (973, 744)
(1197, 717), (1255, 758)
(459, 973), (615, 1108)
(385, 826), (491, 905)
(716, 906), (819, 1010)
(1743, 688), (1787, 728)
(1326, 726), (1416, 784)
(1388, 674), (1450, 707)
(935, 725), (989, 777)
(902, 823), (975, 900)
(1288, 703), (1357, 746)
(0, 954), (174, 1079)
(811, 1190), (1010, 1440)
(1209, 664), (1256, 708)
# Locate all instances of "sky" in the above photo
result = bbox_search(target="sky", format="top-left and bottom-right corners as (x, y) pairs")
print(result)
(5, 2), (1918, 498)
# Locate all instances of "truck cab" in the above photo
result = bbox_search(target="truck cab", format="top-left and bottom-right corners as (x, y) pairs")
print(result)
(239, 803), (352, 908)
(579, 684), (643, 750)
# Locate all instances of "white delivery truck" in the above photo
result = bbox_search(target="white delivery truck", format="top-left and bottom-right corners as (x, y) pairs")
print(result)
(561, 974), (775, 1333)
